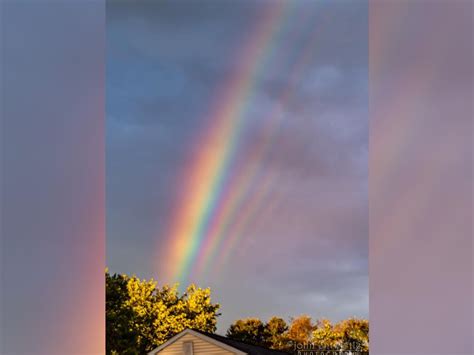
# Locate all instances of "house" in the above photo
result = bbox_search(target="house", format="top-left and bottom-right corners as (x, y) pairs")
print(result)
(147, 328), (291, 355)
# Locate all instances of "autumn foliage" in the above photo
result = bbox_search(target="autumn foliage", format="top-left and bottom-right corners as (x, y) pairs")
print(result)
(226, 315), (369, 353)
(106, 270), (368, 354)
(106, 271), (220, 354)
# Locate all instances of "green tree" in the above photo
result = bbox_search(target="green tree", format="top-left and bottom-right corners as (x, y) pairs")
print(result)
(106, 271), (140, 355)
(106, 270), (220, 354)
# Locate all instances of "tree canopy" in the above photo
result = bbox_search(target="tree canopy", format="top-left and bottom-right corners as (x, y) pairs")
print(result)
(226, 315), (369, 353)
(106, 270), (220, 354)
(106, 269), (368, 354)
(226, 318), (267, 346)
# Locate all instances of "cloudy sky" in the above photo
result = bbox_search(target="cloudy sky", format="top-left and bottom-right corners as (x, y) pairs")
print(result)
(107, 0), (368, 331)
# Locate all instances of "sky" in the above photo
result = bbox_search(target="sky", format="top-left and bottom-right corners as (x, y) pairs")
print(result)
(107, 0), (368, 331)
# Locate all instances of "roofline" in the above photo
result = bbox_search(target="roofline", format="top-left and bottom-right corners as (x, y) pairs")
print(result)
(197, 330), (291, 355)
(147, 328), (248, 355)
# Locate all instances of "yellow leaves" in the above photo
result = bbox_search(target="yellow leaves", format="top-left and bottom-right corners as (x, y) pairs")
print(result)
(287, 315), (314, 343)
(313, 317), (369, 352)
(106, 270), (220, 353)
(226, 314), (369, 353)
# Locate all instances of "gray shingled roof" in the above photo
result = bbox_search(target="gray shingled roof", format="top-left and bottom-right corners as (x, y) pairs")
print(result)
(193, 330), (292, 355)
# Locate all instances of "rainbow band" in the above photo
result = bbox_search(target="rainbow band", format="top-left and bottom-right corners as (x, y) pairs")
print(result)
(162, 2), (289, 284)
(208, 10), (336, 275)
(160, 1), (336, 285)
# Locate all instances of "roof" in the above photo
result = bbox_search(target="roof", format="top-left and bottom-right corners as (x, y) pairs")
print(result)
(148, 328), (291, 355)
(193, 329), (291, 355)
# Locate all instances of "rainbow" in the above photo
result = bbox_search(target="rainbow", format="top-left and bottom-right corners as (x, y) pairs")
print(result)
(159, 2), (332, 285)
(208, 12), (335, 276)
(160, 2), (289, 284)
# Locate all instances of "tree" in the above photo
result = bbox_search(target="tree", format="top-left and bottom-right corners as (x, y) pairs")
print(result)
(106, 270), (220, 354)
(334, 318), (369, 353)
(311, 318), (369, 353)
(106, 271), (141, 355)
(312, 319), (341, 351)
(264, 317), (289, 350)
(226, 318), (267, 346)
(226, 317), (290, 350)
(287, 315), (314, 344)
(226, 314), (369, 354)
